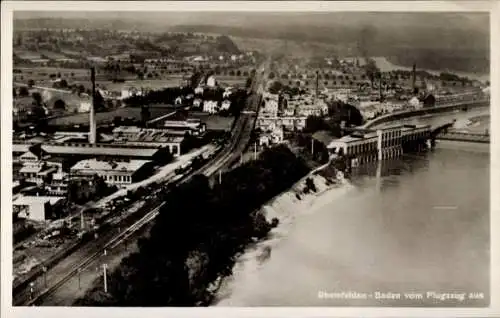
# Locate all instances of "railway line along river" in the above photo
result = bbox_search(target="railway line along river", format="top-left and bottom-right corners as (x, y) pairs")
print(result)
(215, 111), (490, 307)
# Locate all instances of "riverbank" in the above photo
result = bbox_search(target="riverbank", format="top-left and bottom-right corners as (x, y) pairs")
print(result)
(215, 164), (355, 305)
(214, 144), (489, 307)
(73, 145), (311, 306)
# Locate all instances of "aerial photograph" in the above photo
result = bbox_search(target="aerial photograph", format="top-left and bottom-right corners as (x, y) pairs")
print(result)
(10, 10), (490, 307)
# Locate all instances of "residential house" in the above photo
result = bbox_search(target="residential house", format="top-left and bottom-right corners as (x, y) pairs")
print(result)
(193, 98), (202, 108)
(221, 99), (231, 111)
(223, 90), (232, 99)
(195, 86), (204, 95)
(203, 100), (219, 114)
(45, 171), (69, 196)
(206, 75), (217, 88)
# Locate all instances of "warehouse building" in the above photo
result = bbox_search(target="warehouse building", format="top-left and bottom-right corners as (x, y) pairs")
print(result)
(70, 159), (152, 187)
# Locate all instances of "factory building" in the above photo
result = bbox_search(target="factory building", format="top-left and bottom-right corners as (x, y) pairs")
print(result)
(327, 124), (431, 167)
(70, 159), (152, 187)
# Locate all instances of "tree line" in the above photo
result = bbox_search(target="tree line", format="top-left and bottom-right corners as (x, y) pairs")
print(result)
(74, 145), (310, 306)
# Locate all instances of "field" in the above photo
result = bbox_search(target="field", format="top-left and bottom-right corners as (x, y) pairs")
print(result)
(47, 106), (234, 131)
(189, 111), (234, 131)
(92, 78), (186, 92)
(48, 106), (177, 126)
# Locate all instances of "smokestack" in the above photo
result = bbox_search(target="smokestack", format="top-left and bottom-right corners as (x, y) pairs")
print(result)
(315, 70), (319, 99)
(379, 74), (382, 101)
(412, 63), (416, 91)
(89, 67), (96, 144)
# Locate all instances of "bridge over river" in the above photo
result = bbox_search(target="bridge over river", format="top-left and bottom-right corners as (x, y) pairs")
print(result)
(367, 102), (490, 144)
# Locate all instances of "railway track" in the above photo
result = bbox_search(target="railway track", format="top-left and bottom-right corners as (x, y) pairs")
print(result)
(16, 59), (269, 306)
(24, 202), (165, 306)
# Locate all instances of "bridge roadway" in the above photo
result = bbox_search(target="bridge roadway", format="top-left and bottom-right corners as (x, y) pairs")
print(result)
(435, 131), (490, 143)
(371, 105), (490, 132)
(362, 99), (489, 130)
(15, 58), (270, 307)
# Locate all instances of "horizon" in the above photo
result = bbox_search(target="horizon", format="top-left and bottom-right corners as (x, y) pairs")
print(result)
(13, 11), (489, 32)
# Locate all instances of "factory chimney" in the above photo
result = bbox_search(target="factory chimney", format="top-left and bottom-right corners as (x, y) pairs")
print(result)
(379, 74), (383, 101)
(412, 63), (417, 94)
(89, 67), (97, 144)
(315, 70), (319, 100)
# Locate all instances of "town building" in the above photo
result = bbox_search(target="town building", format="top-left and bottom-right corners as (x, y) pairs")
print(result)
(163, 118), (206, 136)
(45, 171), (69, 196)
(203, 100), (219, 114)
(256, 116), (307, 132)
(193, 98), (202, 108)
(195, 86), (204, 95)
(13, 196), (65, 221)
(221, 99), (231, 111)
(70, 159), (152, 187)
(206, 75), (217, 88)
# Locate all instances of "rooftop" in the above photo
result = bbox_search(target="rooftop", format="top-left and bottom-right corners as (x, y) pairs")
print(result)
(13, 143), (161, 158)
(71, 159), (151, 173)
(13, 196), (65, 206)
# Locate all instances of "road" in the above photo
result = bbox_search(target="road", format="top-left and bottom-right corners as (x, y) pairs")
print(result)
(14, 82), (77, 95)
(15, 57), (271, 306)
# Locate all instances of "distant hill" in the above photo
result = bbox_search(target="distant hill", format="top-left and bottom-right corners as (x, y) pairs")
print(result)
(14, 12), (490, 73)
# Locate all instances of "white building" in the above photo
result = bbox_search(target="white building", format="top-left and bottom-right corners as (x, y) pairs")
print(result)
(223, 90), (232, 99)
(193, 98), (202, 108)
(256, 116), (307, 132)
(221, 99), (231, 111)
(264, 99), (279, 115)
(203, 100), (219, 114)
(206, 75), (216, 88)
(70, 159), (151, 187)
(195, 86), (204, 95)
(45, 171), (69, 196)
(409, 96), (422, 109)
(13, 196), (64, 221)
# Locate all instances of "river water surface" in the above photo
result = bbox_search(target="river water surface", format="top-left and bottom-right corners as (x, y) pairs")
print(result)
(216, 114), (490, 307)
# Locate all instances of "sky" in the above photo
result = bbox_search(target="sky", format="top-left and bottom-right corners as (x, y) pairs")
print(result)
(13, 11), (489, 34)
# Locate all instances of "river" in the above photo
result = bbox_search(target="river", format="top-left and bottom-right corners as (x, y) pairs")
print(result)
(215, 112), (490, 307)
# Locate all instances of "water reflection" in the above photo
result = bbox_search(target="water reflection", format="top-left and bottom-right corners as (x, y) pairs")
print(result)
(217, 146), (489, 307)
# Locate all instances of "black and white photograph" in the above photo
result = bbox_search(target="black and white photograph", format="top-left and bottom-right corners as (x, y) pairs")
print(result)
(1, 1), (499, 316)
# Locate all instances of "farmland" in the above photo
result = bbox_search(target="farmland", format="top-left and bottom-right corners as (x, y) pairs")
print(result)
(48, 106), (176, 126)
(47, 106), (235, 131)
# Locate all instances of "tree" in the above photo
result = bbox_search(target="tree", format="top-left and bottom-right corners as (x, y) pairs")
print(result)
(54, 99), (66, 110)
(28, 79), (35, 88)
(32, 92), (42, 106)
(236, 70), (241, 77)
(304, 115), (326, 133)
(19, 86), (29, 97)
(78, 84), (85, 95)
(268, 72), (275, 80)
(13, 87), (17, 98)
(268, 81), (283, 94)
